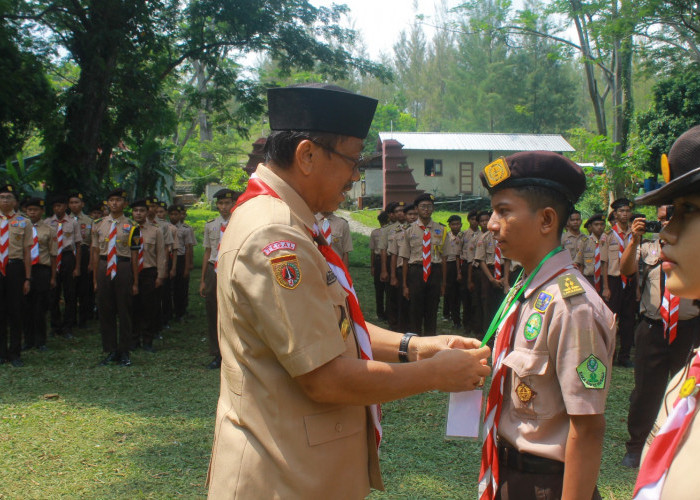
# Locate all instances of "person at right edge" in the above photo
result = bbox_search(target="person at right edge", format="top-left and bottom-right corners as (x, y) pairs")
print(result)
(477, 151), (616, 500)
(632, 124), (700, 499)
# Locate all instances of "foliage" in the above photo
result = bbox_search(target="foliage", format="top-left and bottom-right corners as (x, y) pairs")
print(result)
(0, 153), (44, 199)
(365, 103), (418, 153)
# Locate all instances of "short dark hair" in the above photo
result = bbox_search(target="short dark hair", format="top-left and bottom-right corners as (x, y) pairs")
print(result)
(570, 209), (581, 217)
(513, 186), (572, 235)
(477, 210), (491, 220)
(264, 130), (343, 169)
(468, 210), (478, 219)
(377, 210), (389, 225)
(447, 215), (462, 223)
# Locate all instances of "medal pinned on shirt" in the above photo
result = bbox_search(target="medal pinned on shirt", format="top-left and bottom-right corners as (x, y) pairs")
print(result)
(516, 382), (535, 403)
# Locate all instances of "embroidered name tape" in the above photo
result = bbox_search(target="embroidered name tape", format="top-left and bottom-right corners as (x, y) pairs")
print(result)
(262, 240), (297, 256)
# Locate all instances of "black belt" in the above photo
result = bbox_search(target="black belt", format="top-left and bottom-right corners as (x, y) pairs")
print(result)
(60, 249), (74, 255)
(497, 443), (564, 475)
(99, 256), (131, 262)
(643, 315), (663, 327)
(8, 258), (23, 264)
(409, 263), (422, 267)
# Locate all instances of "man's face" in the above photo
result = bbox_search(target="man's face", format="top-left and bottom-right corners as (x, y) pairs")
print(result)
(156, 207), (167, 219)
(569, 213), (582, 232)
(488, 189), (542, 265)
(395, 208), (406, 224)
(26, 206), (43, 223)
(168, 210), (180, 223)
(478, 215), (490, 232)
(449, 220), (462, 234)
(405, 209), (418, 223)
(590, 221), (605, 237)
(52, 202), (67, 218)
(147, 205), (158, 219)
(660, 195), (700, 299)
(416, 201), (434, 221)
(308, 136), (362, 213)
(468, 215), (478, 231)
(132, 206), (148, 224)
(0, 193), (16, 213)
(107, 196), (125, 214)
(217, 198), (233, 218)
(615, 205), (631, 225)
(68, 197), (83, 215)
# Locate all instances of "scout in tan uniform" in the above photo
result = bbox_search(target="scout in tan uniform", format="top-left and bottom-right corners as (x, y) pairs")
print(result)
(316, 211), (353, 267)
(476, 152), (616, 500)
(632, 125), (700, 499)
(474, 225), (510, 337)
(156, 201), (178, 327)
(561, 209), (586, 260)
(45, 194), (82, 339)
(208, 84), (491, 499)
(147, 197), (170, 331)
(442, 214), (463, 328)
(170, 205), (196, 320)
(460, 209), (483, 334)
(380, 201), (405, 328)
(602, 197), (637, 367)
(131, 199), (168, 352)
(200, 188), (237, 369)
(369, 210), (389, 321)
(68, 192), (94, 327)
(0, 184), (32, 366)
(22, 197), (57, 352)
(399, 193), (447, 336)
(390, 203), (416, 332)
(92, 188), (140, 367)
(574, 213), (606, 292)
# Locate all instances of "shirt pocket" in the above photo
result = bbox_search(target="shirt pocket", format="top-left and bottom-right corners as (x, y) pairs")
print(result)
(502, 349), (555, 420)
(304, 406), (364, 446)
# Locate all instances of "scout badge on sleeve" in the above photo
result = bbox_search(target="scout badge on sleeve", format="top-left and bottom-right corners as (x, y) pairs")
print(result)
(270, 254), (302, 289)
(482, 157), (511, 187)
(533, 291), (553, 313)
(523, 313), (542, 341)
(576, 354), (607, 389)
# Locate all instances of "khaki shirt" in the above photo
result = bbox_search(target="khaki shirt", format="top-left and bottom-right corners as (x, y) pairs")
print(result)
(139, 222), (167, 279)
(3, 212), (33, 259)
(203, 215), (229, 264)
(45, 214), (82, 253)
(386, 222), (406, 257)
(91, 215), (139, 257)
(460, 228), (481, 265)
(208, 164), (382, 497)
(70, 212), (93, 246)
(32, 220), (58, 266)
(154, 217), (174, 247)
(601, 226), (632, 276)
(637, 239), (699, 321)
(642, 351), (700, 500)
(369, 227), (382, 255)
(443, 231), (463, 262)
(316, 213), (352, 259)
(175, 221), (196, 256)
(499, 250), (616, 462)
(561, 230), (586, 261)
(378, 222), (398, 251)
(573, 235), (604, 277)
(474, 231), (498, 266)
(397, 219), (446, 264)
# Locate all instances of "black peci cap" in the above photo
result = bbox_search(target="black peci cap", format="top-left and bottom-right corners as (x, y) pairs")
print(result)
(267, 84), (378, 139)
(414, 193), (435, 206)
(130, 199), (148, 209)
(479, 151), (586, 204)
(0, 184), (17, 198)
(67, 192), (84, 201)
(637, 125), (700, 206)
(447, 215), (462, 223)
(214, 189), (238, 201)
(25, 197), (45, 209)
(106, 188), (128, 200)
(611, 198), (633, 210)
(584, 214), (605, 228)
(50, 194), (68, 205)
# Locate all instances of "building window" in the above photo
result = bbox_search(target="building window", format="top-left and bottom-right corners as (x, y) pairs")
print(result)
(424, 159), (443, 177)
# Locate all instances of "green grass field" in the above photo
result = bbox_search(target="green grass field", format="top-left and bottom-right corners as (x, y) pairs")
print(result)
(0, 213), (637, 499)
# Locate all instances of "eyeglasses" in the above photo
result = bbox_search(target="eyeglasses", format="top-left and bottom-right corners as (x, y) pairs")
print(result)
(417, 203), (434, 210)
(309, 139), (378, 170)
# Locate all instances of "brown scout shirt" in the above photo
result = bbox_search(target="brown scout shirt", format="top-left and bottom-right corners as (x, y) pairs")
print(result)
(202, 215), (228, 264)
(369, 227), (382, 255)
(443, 231), (463, 262)
(499, 250), (616, 462)
(573, 234), (604, 277)
(387, 223), (408, 269)
(4, 212), (33, 259)
(315, 213), (353, 258)
(45, 214), (82, 252)
(378, 221), (397, 252)
(208, 164), (382, 498)
(637, 238), (699, 321)
(71, 212), (93, 246)
(460, 228), (480, 265)
(561, 230), (586, 261)
(474, 230), (498, 266)
(140, 223), (167, 279)
(154, 217), (174, 247)
(601, 226), (632, 277)
(91, 215), (138, 257)
(32, 220), (58, 266)
(175, 221), (196, 256)
(397, 219), (446, 264)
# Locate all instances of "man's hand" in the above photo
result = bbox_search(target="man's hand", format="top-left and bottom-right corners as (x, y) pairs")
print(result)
(602, 287), (611, 301)
(631, 217), (646, 236)
(380, 270), (389, 282)
(73, 268), (80, 277)
(132, 284), (139, 296)
(156, 278), (163, 288)
(199, 281), (206, 298)
(413, 335), (483, 361)
(23, 280), (30, 295)
(468, 280), (475, 292)
(390, 275), (398, 287)
(456, 272), (462, 282)
(403, 285), (410, 300)
(183, 269), (190, 279)
(491, 276), (503, 288)
(427, 347), (492, 392)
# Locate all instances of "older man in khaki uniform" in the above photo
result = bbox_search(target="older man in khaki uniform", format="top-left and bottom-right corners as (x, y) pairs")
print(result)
(207, 84), (491, 499)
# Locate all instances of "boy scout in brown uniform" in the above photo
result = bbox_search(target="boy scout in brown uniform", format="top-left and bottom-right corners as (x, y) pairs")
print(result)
(200, 188), (236, 369)
(561, 209), (586, 260)
(316, 211), (353, 267)
(171, 205), (196, 320)
(156, 201), (178, 328)
(460, 210), (481, 334)
(475, 226), (509, 336)
(0, 184), (33, 366)
(92, 189), (140, 367)
(131, 199), (168, 352)
(399, 193), (447, 336)
(22, 197), (57, 351)
(442, 214), (464, 328)
(389, 203), (415, 332)
(68, 192), (94, 327)
(602, 198), (637, 367)
(573, 214), (606, 292)
(208, 84), (491, 499)
(369, 211), (389, 321)
(45, 194), (82, 339)
(477, 152), (615, 500)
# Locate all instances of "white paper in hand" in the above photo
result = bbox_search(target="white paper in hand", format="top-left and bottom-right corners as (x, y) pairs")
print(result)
(445, 389), (483, 440)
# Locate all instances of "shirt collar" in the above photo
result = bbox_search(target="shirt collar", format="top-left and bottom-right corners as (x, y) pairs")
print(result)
(522, 249), (574, 300)
(256, 163), (318, 234)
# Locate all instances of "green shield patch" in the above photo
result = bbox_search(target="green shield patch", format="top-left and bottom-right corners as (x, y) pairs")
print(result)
(576, 354), (607, 389)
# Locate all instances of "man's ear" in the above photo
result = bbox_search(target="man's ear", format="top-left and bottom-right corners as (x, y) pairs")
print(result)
(540, 206), (558, 236)
(294, 140), (315, 176)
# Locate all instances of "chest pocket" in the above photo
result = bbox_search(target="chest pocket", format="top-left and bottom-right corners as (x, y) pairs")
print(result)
(502, 349), (555, 420)
(9, 223), (26, 242)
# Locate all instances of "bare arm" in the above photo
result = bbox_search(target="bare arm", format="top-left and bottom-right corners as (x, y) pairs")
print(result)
(620, 218), (645, 276)
(562, 414), (605, 500)
(199, 248), (211, 297)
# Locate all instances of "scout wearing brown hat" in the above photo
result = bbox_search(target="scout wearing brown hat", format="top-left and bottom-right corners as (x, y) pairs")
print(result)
(207, 84), (491, 498)
(476, 151), (615, 500)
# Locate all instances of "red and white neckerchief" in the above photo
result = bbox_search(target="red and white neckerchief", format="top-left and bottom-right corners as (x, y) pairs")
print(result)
(55, 219), (64, 272)
(0, 214), (9, 276)
(30, 224), (40, 265)
(611, 224), (632, 288)
(494, 240), (503, 280)
(214, 220), (227, 273)
(633, 351), (700, 499)
(106, 221), (117, 280)
(593, 237), (602, 292)
(660, 279), (680, 344)
(421, 224), (431, 282)
(233, 173), (383, 449)
(321, 217), (332, 244)
(137, 225), (144, 273)
(478, 290), (521, 500)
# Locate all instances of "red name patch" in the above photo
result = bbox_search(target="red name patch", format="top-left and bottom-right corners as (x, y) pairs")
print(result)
(262, 240), (297, 256)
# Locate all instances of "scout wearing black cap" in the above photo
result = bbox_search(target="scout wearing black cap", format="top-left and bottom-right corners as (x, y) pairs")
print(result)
(585, 214), (605, 229)
(637, 124), (700, 206)
(145, 196), (158, 206)
(130, 199), (148, 209)
(50, 194), (68, 205)
(611, 198), (633, 210)
(25, 197), (45, 209)
(414, 193), (435, 206)
(267, 84), (378, 139)
(385, 201), (399, 213)
(68, 192), (84, 201)
(0, 184), (17, 198)
(447, 215), (462, 223)
(214, 189), (237, 201)
(106, 188), (128, 200)
(479, 151), (586, 204)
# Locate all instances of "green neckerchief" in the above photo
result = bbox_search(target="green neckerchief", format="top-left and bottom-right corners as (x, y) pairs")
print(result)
(480, 246), (564, 347)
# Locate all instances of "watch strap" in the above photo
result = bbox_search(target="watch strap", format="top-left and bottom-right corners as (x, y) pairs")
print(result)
(399, 332), (417, 363)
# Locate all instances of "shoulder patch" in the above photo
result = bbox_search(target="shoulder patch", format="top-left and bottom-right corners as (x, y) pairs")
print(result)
(262, 240), (297, 256)
(557, 274), (585, 298)
(576, 354), (607, 389)
(523, 313), (543, 341)
(270, 254), (301, 289)
(533, 291), (553, 313)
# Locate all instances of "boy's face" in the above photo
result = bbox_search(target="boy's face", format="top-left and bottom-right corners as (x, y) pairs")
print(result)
(590, 221), (605, 237)
(68, 197), (83, 215)
(405, 209), (418, 223)
(217, 198), (233, 218)
(132, 206), (148, 224)
(0, 192), (16, 213)
(395, 208), (406, 223)
(156, 207), (167, 219)
(26, 206), (43, 223)
(468, 215), (478, 230)
(568, 213), (582, 232)
(169, 210), (180, 223)
(52, 202), (67, 218)
(449, 220), (462, 234)
(90, 209), (102, 219)
(478, 215), (490, 231)
(661, 195), (700, 299)
(107, 196), (125, 213)
(488, 188), (545, 265)
(615, 205), (631, 225)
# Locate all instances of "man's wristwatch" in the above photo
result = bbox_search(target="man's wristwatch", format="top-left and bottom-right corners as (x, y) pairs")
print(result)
(399, 332), (417, 363)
